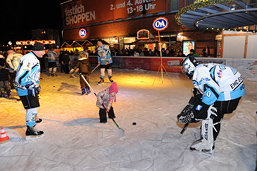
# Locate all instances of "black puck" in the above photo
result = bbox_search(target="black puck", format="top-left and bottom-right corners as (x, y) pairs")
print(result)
(132, 122), (136, 125)
(53, 86), (55, 87)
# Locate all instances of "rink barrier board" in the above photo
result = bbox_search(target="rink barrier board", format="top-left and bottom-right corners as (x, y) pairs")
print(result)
(68, 55), (257, 78)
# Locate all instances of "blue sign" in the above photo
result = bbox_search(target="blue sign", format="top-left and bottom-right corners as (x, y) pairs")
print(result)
(153, 17), (169, 31)
(79, 28), (87, 38)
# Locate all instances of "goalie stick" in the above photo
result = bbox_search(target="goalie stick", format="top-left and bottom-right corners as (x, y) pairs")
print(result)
(80, 73), (125, 135)
(180, 123), (189, 134)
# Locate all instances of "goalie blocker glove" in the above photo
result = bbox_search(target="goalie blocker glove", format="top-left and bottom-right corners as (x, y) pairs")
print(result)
(177, 93), (215, 124)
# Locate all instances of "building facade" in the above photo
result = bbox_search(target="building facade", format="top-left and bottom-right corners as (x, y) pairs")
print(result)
(61, 0), (218, 56)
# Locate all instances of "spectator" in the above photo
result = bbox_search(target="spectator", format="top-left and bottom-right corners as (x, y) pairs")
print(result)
(139, 49), (144, 56)
(177, 51), (186, 57)
(6, 47), (23, 89)
(47, 47), (58, 76)
(0, 54), (10, 97)
(148, 50), (154, 56)
(62, 52), (70, 74)
(165, 49), (172, 56)
(187, 49), (200, 57)
(134, 50), (139, 57)
(58, 51), (64, 73)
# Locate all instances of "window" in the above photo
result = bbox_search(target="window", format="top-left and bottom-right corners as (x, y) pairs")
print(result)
(171, 0), (179, 11)
(185, 0), (194, 6)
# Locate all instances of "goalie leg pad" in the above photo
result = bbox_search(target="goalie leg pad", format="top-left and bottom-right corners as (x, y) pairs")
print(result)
(190, 118), (215, 154)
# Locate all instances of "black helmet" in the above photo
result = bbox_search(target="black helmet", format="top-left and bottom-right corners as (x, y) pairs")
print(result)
(180, 56), (199, 79)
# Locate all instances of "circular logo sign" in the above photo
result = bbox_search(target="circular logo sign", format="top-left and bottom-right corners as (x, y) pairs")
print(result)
(153, 17), (169, 31)
(79, 28), (87, 38)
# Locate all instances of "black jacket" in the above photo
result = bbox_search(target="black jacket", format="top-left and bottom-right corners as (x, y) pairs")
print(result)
(73, 59), (91, 74)
(0, 58), (9, 81)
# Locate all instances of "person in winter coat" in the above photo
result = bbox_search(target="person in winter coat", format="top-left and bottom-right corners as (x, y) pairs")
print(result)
(62, 52), (70, 74)
(0, 54), (10, 97)
(47, 47), (58, 76)
(96, 82), (118, 123)
(70, 53), (91, 95)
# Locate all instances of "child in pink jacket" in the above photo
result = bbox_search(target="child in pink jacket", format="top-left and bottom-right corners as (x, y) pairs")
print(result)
(96, 82), (118, 123)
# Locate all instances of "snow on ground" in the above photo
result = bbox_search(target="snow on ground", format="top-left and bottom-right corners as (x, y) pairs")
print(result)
(0, 69), (256, 171)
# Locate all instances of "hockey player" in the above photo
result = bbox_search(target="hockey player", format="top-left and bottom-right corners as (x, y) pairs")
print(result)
(70, 53), (91, 95)
(15, 42), (45, 140)
(47, 47), (58, 76)
(96, 82), (118, 123)
(97, 39), (113, 84)
(177, 57), (245, 154)
(6, 47), (23, 89)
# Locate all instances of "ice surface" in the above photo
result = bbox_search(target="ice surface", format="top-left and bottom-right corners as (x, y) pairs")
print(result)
(0, 69), (256, 171)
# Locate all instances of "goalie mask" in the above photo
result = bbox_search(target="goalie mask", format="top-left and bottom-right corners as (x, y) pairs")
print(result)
(181, 57), (199, 79)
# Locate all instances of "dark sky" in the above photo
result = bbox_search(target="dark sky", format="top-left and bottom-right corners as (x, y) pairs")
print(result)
(0, 0), (62, 45)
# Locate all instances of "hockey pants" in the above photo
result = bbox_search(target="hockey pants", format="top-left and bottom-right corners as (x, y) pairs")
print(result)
(99, 106), (115, 122)
(211, 97), (241, 140)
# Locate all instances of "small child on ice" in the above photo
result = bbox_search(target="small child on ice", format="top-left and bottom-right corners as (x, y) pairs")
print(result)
(96, 82), (118, 123)
(70, 53), (91, 95)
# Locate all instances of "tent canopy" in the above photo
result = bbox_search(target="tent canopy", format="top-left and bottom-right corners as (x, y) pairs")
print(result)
(176, 0), (257, 29)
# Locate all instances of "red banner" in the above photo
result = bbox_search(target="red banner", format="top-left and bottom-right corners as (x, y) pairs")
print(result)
(61, 0), (167, 30)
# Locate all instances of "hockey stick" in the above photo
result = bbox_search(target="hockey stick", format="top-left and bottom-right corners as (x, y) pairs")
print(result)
(80, 73), (125, 135)
(91, 65), (99, 73)
(180, 123), (189, 134)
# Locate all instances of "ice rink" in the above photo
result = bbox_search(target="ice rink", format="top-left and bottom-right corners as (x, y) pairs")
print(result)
(0, 69), (256, 171)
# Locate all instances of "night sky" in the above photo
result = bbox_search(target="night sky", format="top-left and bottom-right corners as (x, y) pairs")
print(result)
(0, 0), (62, 45)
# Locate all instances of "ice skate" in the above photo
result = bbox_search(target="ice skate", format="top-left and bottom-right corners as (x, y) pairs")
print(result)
(82, 88), (86, 95)
(86, 87), (91, 95)
(190, 139), (215, 155)
(97, 78), (104, 85)
(109, 77), (114, 83)
(25, 126), (44, 140)
(36, 118), (42, 124)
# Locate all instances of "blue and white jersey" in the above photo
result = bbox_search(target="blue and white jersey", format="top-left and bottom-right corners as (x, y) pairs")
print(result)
(15, 52), (40, 96)
(97, 44), (112, 65)
(192, 63), (245, 105)
(47, 50), (57, 62)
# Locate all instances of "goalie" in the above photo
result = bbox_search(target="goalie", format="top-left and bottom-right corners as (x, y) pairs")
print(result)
(177, 57), (245, 154)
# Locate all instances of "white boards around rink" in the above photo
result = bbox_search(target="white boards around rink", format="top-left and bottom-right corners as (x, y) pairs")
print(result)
(222, 31), (257, 59)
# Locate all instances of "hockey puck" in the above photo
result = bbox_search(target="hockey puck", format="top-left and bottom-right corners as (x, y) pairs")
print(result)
(53, 86), (55, 87)
(132, 122), (136, 125)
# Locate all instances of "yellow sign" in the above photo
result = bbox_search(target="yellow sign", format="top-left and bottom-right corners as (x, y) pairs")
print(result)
(194, 0), (209, 4)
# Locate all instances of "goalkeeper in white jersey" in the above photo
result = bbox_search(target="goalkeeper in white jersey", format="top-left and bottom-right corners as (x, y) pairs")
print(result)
(177, 57), (245, 154)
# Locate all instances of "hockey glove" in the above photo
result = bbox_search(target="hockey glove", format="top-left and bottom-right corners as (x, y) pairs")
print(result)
(70, 69), (74, 74)
(25, 82), (40, 97)
(177, 104), (196, 124)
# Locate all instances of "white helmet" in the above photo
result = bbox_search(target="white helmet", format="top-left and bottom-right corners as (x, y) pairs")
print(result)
(181, 57), (199, 79)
